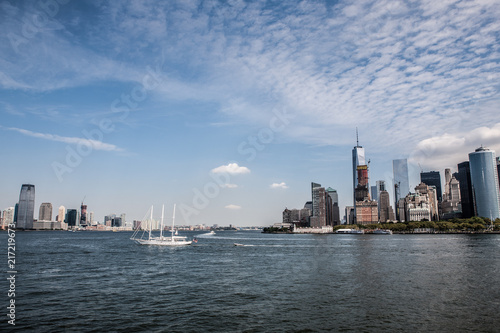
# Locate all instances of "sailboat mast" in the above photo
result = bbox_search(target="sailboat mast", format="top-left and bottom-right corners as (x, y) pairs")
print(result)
(172, 204), (176, 241)
(149, 205), (153, 240)
(160, 204), (165, 240)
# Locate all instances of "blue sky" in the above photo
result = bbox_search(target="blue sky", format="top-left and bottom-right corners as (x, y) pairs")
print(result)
(1, 0), (499, 226)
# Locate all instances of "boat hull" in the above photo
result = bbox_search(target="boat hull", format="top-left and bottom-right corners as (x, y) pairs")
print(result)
(134, 239), (192, 246)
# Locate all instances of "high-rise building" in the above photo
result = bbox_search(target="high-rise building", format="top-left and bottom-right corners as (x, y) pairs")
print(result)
(80, 204), (88, 226)
(469, 147), (500, 220)
(39, 202), (53, 221)
(65, 209), (79, 227)
(420, 171), (443, 202)
(456, 162), (474, 218)
(326, 187), (340, 225)
(352, 131), (366, 217)
(17, 184), (35, 229)
(371, 185), (378, 202)
(497, 157), (500, 191)
(310, 185), (327, 228)
(57, 206), (66, 223)
(2, 207), (15, 229)
(393, 159), (410, 220)
(311, 182), (322, 217)
(379, 190), (395, 222)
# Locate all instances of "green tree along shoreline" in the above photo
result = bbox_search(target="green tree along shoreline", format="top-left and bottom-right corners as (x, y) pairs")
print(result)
(263, 217), (500, 234)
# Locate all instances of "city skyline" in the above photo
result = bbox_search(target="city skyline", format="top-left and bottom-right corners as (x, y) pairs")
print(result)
(1, 1), (500, 226)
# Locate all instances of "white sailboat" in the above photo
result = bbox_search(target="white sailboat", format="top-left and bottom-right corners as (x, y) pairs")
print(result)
(131, 204), (192, 246)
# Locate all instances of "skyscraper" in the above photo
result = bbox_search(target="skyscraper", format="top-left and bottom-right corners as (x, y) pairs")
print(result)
(393, 159), (409, 219)
(420, 171), (443, 202)
(326, 187), (340, 225)
(80, 204), (87, 226)
(379, 190), (395, 222)
(57, 205), (66, 223)
(469, 147), (500, 220)
(17, 184), (35, 229)
(39, 202), (53, 221)
(66, 209), (79, 227)
(352, 131), (366, 213)
(456, 162), (474, 218)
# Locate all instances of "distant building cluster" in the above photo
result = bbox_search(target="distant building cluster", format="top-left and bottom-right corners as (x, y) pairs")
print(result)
(280, 135), (500, 228)
(0, 185), (129, 231)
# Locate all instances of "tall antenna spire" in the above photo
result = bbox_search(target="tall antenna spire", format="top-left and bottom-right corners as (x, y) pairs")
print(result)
(356, 127), (359, 146)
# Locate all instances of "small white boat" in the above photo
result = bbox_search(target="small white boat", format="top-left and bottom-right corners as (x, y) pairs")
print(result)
(234, 243), (245, 246)
(209, 230), (216, 235)
(373, 229), (393, 235)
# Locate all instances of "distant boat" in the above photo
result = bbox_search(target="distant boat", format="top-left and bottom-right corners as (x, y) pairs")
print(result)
(336, 228), (364, 234)
(208, 231), (216, 235)
(131, 204), (192, 246)
(373, 229), (393, 235)
(234, 243), (245, 246)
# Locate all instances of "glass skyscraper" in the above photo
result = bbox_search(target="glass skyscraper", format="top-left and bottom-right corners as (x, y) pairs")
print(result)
(469, 147), (500, 220)
(393, 159), (410, 200)
(456, 161), (474, 218)
(420, 171), (442, 202)
(17, 184), (35, 230)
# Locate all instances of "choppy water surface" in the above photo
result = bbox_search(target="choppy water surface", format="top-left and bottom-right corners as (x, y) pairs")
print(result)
(2, 231), (500, 332)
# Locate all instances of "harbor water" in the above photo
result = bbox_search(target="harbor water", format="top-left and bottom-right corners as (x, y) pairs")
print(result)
(2, 230), (499, 332)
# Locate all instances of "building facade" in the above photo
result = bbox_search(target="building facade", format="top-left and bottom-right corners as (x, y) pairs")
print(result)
(456, 162), (474, 218)
(39, 202), (53, 221)
(420, 171), (443, 202)
(17, 184), (35, 229)
(393, 159), (410, 220)
(469, 147), (500, 220)
(379, 190), (395, 222)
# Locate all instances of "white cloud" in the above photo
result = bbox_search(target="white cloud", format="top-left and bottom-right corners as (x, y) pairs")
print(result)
(225, 204), (241, 210)
(221, 183), (238, 188)
(6, 127), (124, 152)
(270, 182), (289, 189)
(410, 122), (500, 170)
(211, 163), (250, 175)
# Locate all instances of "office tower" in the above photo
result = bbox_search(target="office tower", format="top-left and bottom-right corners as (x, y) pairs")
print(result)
(456, 162), (474, 218)
(304, 201), (313, 212)
(80, 204), (87, 226)
(352, 131), (366, 214)
(311, 182), (321, 216)
(57, 206), (66, 223)
(420, 171), (443, 202)
(39, 202), (53, 221)
(379, 190), (395, 222)
(2, 207), (15, 228)
(105, 214), (116, 227)
(441, 171), (462, 219)
(65, 209), (79, 227)
(469, 147), (500, 220)
(371, 185), (378, 202)
(89, 211), (94, 225)
(355, 165), (370, 202)
(497, 157), (500, 190)
(326, 187), (340, 225)
(393, 159), (410, 220)
(345, 206), (354, 225)
(376, 180), (386, 192)
(310, 185), (327, 228)
(444, 168), (452, 196)
(17, 184), (35, 229)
